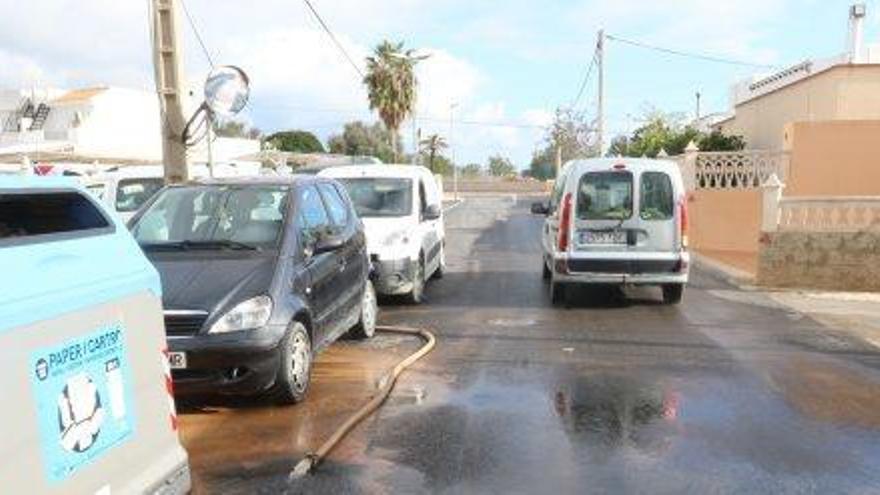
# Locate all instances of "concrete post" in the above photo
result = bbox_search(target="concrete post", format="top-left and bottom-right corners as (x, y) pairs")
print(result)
(681, 140), (699, 192)
(150, 0), (189, 184)
(761, 173), (785, 232)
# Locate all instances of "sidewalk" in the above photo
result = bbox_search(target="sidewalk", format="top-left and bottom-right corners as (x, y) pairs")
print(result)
(695, 252), (880, 350)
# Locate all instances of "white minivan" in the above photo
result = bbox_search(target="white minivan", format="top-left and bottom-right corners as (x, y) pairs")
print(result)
(532, 158), (689, 305)
(82, 166), (165, 223)
(320, 165), (445, 303)
(82, 164), (256, 223)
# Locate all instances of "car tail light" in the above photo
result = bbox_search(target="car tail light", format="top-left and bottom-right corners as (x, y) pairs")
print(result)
(557, 192), (573, 252)
(678, 198), (689, 249)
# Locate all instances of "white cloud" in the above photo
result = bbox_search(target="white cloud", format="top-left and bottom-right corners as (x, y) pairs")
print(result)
(0, 0), (820, 167)
(415, 48), (484, 118)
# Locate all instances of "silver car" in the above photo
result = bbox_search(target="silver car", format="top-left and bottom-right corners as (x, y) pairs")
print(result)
(532, 158), (690, 305)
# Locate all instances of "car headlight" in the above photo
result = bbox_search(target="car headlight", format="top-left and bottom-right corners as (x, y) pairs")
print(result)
(208, 296), (273, 334)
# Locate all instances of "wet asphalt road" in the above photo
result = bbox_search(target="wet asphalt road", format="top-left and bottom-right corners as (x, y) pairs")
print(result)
(180, 195), (880, 494)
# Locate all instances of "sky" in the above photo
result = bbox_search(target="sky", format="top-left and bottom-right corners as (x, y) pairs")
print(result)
(1, 0), (878, 169)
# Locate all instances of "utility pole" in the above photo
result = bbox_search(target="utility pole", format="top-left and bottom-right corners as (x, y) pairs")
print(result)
(450, 102), (459, 201)
(150, 0), (189, 184)
(597, 29), (605, 158)
(206, 112), (214, 177)
(695, 91), (702, 121)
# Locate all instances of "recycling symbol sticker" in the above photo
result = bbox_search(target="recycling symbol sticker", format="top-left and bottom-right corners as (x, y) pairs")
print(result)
(58, 373), (105, 453)
(29, 324), (136, 483)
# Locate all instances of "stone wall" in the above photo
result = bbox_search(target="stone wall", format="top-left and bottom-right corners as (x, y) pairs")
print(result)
(757, 231), (880, 291)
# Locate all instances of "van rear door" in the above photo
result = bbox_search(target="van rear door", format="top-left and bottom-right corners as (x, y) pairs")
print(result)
(633, 170), (679, 255)
(571, 169), (635, 254)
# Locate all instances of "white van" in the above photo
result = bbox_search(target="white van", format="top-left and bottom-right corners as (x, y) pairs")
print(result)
(532, 158), (689, 305)
(320, 165), (445, 303)
(82, 166), (165, 223)
(82, 164), (257, 223)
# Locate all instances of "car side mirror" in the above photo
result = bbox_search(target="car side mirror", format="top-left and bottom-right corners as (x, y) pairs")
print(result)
(313, 231), (346, 254)
(531, 201), (550, 215)
(423, 203), (441, 221)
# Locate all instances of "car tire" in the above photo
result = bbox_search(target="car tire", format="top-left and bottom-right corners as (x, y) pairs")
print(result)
(662, 284), (684, 305)
(550, 281), (567, 306)
(431, 244), (445, 280)
(542, 258), (552, 281)
(406, 256), (426, 304)
(349, 280), (378, 339)
(269, 322), (312, 405)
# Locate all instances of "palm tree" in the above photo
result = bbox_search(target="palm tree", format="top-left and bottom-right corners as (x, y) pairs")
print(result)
(419, 134), (448, 173)
(364, 40), (427, 162)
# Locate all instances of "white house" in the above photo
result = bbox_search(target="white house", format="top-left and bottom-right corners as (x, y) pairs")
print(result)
(0, 85), (259, 174)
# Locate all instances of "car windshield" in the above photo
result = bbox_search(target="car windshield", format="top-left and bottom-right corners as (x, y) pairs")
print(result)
(577, 171), (633, 220)
(131, 185), (289, 250)
(338, 178), (413, 217)
(116, 178), (165, 212)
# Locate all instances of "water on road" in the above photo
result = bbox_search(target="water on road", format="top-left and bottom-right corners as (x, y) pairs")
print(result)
(180, 195), (880, 494)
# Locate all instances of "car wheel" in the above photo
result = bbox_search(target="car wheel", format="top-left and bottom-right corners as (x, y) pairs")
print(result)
(350, 280), (378, 339)
(550, 281), (567, 306)
(662, 284), (684, 305)
(269, 322), (312, 405)
(406, 256), (425, 304)
(431, 244), (446, 280)
(542, 258), (552, 281)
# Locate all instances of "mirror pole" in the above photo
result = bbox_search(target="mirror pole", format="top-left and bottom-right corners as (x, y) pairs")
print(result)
(206, 108), (214, 178)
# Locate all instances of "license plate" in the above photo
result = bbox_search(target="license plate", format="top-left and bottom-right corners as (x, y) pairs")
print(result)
(167, 352), (187, 370)
(580, 230), (626, 245)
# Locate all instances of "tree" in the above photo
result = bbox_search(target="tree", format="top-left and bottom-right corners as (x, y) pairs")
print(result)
(698, 130), (745, 151)
(264, 130), (325, 153)
(214, 119), (261, 139)
(546, 107), (598, 162)
(461, 163), (482, 177)
(607, 135), (631, 157)
(487, 154), (516, 177)
(624, 112), (678, 158)
(363, 40), (427, 161)
(418, 134), (448, 173)
(327, 121), (400, 163)
(614, 110), (747, 157)
(431, 154), (454, 176)
(527, 107), (597, 180)
(527, 146), (556, 180)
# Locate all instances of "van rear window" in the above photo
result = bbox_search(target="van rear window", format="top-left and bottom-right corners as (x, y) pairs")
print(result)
(577, 172), (633, 220)
(640, 172), (674, 220)
(0, 191), (111, 244)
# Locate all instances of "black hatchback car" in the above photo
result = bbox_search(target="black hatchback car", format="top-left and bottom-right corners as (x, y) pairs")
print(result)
(129, 176), (377, 404)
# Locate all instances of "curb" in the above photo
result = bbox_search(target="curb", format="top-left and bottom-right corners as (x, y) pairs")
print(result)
(691, 252), (756, 290)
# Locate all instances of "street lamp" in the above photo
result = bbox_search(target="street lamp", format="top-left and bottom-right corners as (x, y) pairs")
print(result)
(450, 102), (459, 201)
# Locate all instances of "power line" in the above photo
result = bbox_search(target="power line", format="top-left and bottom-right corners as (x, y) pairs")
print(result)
(570, 52), (598, 110)
(248, 102), (548, 130)
(301, 0), (365, 78)
(179, 0), (215, 69)
(605, 34), (777, 70)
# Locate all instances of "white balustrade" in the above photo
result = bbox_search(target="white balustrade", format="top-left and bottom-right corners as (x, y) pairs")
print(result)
(694, 151), (789, 190)
(777, 197), (880, 232)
